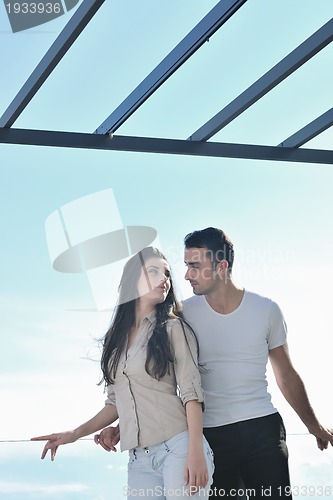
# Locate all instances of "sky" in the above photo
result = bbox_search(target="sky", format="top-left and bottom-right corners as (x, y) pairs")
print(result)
(1, 0), (333, 499)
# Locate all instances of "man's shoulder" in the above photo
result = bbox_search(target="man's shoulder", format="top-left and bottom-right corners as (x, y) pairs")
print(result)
(182, 295), (206, 317)
(182, 295), (203, 308)
(245, 290), (273, 304)
(244, 290), (282, 313)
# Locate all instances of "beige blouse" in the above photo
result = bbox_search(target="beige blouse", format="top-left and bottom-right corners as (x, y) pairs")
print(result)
(105, 312), (204, 451)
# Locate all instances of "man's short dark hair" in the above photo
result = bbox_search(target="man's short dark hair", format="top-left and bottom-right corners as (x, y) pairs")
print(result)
(184, 227), (234, 270)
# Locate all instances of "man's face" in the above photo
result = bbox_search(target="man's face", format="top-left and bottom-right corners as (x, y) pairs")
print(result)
(184, 247), (218, 295)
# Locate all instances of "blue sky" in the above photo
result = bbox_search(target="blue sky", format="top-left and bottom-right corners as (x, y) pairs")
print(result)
(1, 1), (333, 499)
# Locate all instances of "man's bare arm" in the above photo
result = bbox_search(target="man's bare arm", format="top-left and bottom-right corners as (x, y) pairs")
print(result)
(269, 344), (333, 450)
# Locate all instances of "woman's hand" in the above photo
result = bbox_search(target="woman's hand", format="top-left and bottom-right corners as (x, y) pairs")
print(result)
(31, 431), (76, 461)
(31, 405), (119, 461)
(184, 450), (208, 496)
(94, 425), (120, 452)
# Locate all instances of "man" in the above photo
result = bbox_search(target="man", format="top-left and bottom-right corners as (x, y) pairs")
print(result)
(96, 227), (333, 498)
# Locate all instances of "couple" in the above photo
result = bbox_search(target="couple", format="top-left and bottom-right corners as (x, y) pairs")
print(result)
(32, 227), (333, 499)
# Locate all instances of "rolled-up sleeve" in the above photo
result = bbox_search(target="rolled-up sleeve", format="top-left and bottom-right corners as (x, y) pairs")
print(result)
(105, 384), (116, 406)
(169, 320), (205, 408)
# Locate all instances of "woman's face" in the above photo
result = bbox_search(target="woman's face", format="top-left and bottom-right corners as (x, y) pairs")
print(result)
(136, 257), (171, 304)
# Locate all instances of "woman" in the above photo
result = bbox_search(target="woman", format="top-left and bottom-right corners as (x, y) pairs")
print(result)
(32, 247), (214, 498)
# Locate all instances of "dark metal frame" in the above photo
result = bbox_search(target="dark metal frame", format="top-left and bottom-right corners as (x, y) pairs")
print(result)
(1, 0), (332, 164)
(0, 0), (106, 128)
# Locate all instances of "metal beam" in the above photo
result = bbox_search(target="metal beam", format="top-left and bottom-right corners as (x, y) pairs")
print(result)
(0, 0), (105, 129)
(188, 17), (333, 142)
(94, 0), (248, 135)
(1, 128), (333, 164)
(278, 107), (333, 147)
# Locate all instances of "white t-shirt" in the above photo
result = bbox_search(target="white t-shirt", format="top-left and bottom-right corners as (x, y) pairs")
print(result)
(182, 291), (287, 428)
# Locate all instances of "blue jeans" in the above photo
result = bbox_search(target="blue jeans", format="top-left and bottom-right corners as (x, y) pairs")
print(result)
(204, 412), (292, 499)
(126, 430), (215, 499)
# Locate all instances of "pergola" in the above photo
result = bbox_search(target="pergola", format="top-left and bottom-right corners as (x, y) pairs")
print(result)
(1, 0), (332, 164)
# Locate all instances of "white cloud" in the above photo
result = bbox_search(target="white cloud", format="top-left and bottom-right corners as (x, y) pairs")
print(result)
(0, 370), (106, 443)
(0, 481), (89, 494)
(106, 464), (127, 471)
(287, 434), (333, 494)
(0, 292), (112, 448)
